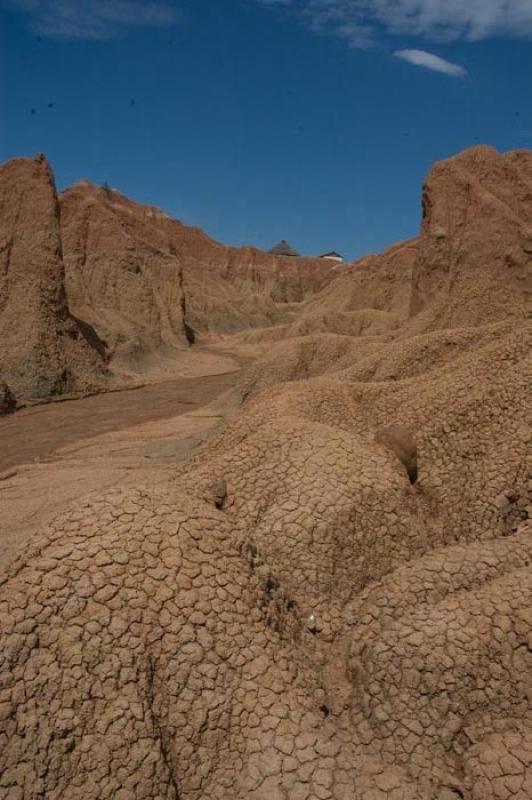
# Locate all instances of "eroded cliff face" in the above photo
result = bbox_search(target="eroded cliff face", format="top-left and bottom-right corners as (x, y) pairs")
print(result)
(289, 239), (417, 338)
(0, 155), (106, 397)
(59, 182), (339, 371)
(60, 184), (190, 373)
(0, 146), (531, 800)
(0, 153), (340, 392)
(410, 145), (532, 328)
(2, 145), (530, 396)
(281, 146), (532, 343)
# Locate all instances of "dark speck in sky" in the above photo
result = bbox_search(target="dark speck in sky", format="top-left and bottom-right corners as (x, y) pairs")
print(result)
(4, 1), (531, 259)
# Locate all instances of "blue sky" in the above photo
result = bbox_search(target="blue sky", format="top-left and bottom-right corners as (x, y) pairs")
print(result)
(1, 0), (531, 260)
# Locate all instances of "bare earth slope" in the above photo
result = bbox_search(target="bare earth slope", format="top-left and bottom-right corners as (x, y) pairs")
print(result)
(0, 155), (106, 397)
(293, 239), (417, 338)
(266, 145), (531, 348)
(60, 183), (190, 373)
(1, 153), (339, 396)
(0, 146), (531, 800)
(60, 182), (339, 374)
(410, 145), (532, 330)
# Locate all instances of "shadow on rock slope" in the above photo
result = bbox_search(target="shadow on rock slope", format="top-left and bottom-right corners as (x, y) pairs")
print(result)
(0, 146), (531, 800)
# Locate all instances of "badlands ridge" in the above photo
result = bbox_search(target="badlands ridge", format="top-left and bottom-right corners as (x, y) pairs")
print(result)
(0, 146), (531, 800)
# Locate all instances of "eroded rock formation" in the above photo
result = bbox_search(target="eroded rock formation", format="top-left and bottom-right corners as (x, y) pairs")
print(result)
(60, 182), (338, 371)
(0, 146), (531, 799)
(0, 154), (340, 394)
(410, 146), (532, 329)
(0, 155), (107, 397)
(60, 183), (191, 372)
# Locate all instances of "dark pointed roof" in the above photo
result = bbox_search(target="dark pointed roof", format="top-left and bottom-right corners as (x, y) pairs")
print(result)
(268, 239), (300, 257)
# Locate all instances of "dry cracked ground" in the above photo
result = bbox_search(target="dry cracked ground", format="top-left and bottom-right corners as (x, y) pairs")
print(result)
(0, 145), (531, 799)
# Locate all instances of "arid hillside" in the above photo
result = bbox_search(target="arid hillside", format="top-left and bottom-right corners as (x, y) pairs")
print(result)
(409, 145), (532, 330)
(60, 181), (339, 373)
(0, 153), (339, 398)
(271, 145), (531, 344)
(60, 182), (191, 372)
(0, 155), (107, 400)
(0, 145), (531, 800)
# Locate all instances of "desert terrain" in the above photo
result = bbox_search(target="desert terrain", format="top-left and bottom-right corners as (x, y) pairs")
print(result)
(0, 145), (531, 800)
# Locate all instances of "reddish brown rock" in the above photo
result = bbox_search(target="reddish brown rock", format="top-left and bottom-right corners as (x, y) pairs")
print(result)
(293, 146), (532, 340)
(60, 182), (338, 372)
(410, 145), (532, 329)
(292, 239), (417, 338)
(59, 183), (190, 372)
(0, 155), (106, 397)
(0, 145), (531, 800)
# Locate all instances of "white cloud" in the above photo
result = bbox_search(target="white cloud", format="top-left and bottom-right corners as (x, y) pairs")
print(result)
(256, 0), (532, 47)
(394, 49), (466, 77)
(372, 0), (532, 41)
(5, 0), (179, 39)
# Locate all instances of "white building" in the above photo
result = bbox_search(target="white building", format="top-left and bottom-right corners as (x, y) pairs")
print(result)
(319, 251), (344, 263)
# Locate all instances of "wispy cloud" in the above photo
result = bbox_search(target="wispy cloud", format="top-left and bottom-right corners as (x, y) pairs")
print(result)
(5, 0), (179, 40)
(256, 1), (532, 58)
(394, 49), (466, 77)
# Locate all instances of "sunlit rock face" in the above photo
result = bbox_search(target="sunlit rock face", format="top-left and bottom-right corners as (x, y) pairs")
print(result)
(0, 146), (531, 799)
(0, 155), (106, 398)
(59, 181), (338, 371)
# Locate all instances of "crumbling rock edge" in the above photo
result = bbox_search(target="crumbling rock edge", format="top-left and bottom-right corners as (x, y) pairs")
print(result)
(0, 145), (531, 798)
